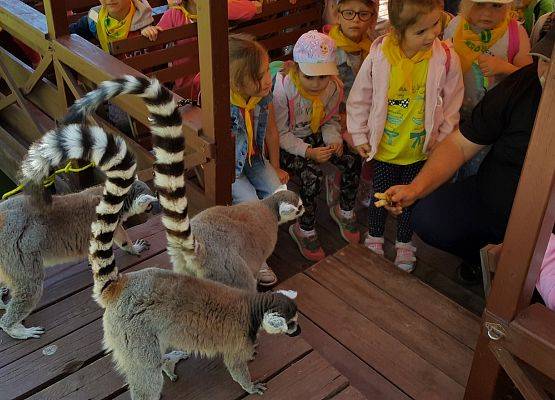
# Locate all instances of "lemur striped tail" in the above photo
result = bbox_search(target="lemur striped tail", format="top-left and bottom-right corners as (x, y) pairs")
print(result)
(20, 75), (193, 296)
(70, 75), (196, 261)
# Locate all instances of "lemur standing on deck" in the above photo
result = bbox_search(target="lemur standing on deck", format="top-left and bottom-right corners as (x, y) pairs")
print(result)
(0, 171), (156, 340)
(20, 76), (301, 399)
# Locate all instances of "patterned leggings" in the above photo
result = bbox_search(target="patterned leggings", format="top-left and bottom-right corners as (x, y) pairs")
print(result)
(280, 134), (361, 231)
(368, 160), (425, 243)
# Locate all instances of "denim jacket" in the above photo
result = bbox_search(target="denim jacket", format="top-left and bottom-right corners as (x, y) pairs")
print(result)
(231, 93), (272, 177)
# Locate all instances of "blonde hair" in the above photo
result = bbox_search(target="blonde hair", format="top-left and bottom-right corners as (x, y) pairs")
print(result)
(228, 34), (268, 93)
(459, 0), (512, 18)
(388, 0), (443, 41)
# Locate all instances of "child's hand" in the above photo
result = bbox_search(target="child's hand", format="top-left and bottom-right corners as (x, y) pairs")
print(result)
(477, 54), (510, 77)
(141, 26), (162, 41)
(306, 146), (334, 163)
(253, 1), (263, 14)
(355, 143), (371, 159)
(329, 142), (343, 157)
(274, 167), (290, 184)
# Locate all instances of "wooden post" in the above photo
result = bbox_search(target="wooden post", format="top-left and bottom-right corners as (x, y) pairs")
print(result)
(465, 53), (555, 399)
(196, 0), (233, 205)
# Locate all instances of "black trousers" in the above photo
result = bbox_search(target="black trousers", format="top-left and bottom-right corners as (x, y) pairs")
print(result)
(368, 160), (425, 243)
(411, 176), (506, 264)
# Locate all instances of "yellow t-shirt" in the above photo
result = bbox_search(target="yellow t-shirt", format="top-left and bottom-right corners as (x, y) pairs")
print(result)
(374, 59), (429, 165)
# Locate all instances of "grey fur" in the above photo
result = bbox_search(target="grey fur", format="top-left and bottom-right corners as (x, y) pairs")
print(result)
(181, 190), (304, 292)
(0, 181), (156, 340)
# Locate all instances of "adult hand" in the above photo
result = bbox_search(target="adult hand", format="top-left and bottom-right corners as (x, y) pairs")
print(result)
(477, 54), (509, 77)
(141, 26), (162, 41)
(253, 1), (263, 14)
(274, 167), (290, 184)
(355, 143), (371, 159)
(329, 142), (344, 157)
(383, 184), (420, 215)
(306, 146), (334, 163)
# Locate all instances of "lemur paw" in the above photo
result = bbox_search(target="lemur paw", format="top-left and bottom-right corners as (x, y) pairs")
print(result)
(246, 382), (267, 395)
(132, 239), (150, 255)
(2, 323), (45, 339)
(162, 350), (189, 382)
(0, 287), (8, 296)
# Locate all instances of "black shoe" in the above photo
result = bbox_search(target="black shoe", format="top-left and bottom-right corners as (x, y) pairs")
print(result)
(456, 263), (482, 286)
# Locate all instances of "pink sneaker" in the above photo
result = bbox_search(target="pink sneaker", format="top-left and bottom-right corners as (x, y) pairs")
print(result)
(289, 223), (326, 262)
(330, 205), (360, 244)
(395, 241), (417, 273)
(364, 234), (384, 256)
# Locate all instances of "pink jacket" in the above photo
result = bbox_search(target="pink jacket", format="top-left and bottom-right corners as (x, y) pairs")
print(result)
(537, 233), (555, 311)
(157, 1), (258, 90)
(347, 36), (464, 159)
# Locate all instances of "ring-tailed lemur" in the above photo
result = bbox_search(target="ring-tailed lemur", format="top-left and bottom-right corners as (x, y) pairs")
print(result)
(0, 181), (156, 340)
(22, 76), (301, 398)
(58, 81), (304, 293)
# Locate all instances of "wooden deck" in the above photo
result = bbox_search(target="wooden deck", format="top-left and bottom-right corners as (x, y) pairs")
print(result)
(0, 205), (482, 399)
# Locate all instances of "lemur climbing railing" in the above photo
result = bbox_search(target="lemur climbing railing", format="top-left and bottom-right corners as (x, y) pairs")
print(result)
(0, 0), (232, 205)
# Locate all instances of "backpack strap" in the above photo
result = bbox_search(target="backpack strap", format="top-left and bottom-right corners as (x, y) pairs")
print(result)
(508, 18), (520, 64)
(441, 41), (451, 75)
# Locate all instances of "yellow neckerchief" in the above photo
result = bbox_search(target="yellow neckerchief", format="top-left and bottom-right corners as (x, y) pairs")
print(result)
(381, 34), (432, 94)
(96, 2), (136, 53)
(328, 25), (372, 60)
(170, 4), (197, 21)
(289, 69), (326, 134)
(453, 16), (510, 72)
(230, 90), (262, 163)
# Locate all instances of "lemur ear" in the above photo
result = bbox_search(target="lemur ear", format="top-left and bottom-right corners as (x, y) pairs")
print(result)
(273, 184), (288, 194)
(276, 289), (297, 300)
(262, 312), (288, 334)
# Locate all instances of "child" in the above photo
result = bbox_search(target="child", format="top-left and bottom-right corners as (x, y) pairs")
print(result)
(69, 0), (154, 56)
(228, 35), (289, 285)
(324, 0), (377, 208)
(444, 0), (532, 178)
(538, 233), (555, 311)
(347, 0), (464, 272)
(514, 0), (554, 34)
(274, 30), (362, 262)
(141, 0), (264, 92)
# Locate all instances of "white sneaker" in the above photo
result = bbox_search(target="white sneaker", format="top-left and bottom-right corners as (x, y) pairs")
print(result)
(364, 234), (384, 256)
(394, 241), (417, 273)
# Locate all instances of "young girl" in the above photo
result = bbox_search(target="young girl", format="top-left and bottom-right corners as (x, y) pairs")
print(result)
(514, 0), (554, 34)
(347, 0), (464, 272)
(141, 0), (264, 91)
(228, 35), (288, 285)
(274, 30), (362, 262)
(69, 0), (154, 56)
(324, 0), (377, 208)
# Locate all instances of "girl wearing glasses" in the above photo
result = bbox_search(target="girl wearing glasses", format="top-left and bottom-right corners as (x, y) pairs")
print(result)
(347, 0), (464, 272)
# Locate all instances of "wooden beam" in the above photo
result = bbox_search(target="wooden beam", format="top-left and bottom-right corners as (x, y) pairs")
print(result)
(0, 0), (49, 52)
(43, 0), (69, 39)
(197, 0), (233, 205)
(489, 343), (550, 400)
(23, 53), (53, 95)
(0, 125), (26, 183)
(465, 48), (555, 400)
(0, 93), (16, 112)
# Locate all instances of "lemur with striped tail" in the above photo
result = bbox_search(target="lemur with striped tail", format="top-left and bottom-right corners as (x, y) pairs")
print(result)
(22, 76), (301, 399)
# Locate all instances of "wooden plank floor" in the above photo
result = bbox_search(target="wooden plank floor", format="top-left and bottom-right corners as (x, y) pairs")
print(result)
(0, 183), (485, 399)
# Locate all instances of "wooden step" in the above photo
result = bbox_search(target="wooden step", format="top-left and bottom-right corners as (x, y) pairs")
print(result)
(280, 244), (482, 399)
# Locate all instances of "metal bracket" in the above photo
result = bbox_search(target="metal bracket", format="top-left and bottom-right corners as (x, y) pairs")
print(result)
(485, 322), (507, 341)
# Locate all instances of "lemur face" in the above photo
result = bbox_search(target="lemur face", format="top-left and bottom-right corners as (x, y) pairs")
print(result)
(262, 290), (301, 336)
(273, 190), (304, 224)
(130, 194), (158, 216)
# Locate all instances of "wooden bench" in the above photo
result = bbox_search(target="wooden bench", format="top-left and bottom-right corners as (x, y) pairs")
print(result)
(111, 0), (323, 98)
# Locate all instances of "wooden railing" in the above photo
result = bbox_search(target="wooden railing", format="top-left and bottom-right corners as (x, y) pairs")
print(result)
(0, 0), (232, 205)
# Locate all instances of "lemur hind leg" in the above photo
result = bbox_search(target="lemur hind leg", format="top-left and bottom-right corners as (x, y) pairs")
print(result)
(0, 286), (8, 309)
(161, 350), (190, 382)
(0, 255), (45, 339)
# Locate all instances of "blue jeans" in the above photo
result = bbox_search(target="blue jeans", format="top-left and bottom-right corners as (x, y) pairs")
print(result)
(232, 158), (281, 204)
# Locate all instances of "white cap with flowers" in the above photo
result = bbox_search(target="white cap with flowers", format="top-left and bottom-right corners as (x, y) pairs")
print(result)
(293, 30), (339, 76)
